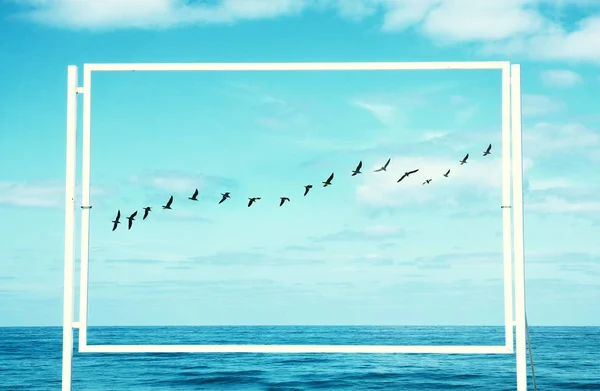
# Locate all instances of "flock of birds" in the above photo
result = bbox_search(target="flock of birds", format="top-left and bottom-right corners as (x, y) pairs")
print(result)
(111, 144), (493, 231)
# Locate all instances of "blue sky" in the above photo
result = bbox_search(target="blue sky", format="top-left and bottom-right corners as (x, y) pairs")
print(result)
(0, 0), (599, 330)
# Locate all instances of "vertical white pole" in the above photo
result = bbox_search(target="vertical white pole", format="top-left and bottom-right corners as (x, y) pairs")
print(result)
(501, 65), (514, 352)
(62, 65), (78, 391)
(511, 64), (527, 391)
(78, 66), (92, 350)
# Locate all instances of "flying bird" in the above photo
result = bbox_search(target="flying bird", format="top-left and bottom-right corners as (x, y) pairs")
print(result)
(219, 192), (231, 204)
(126, 211), (138, 230)
(374, 158), (391, 172)
(162, 195), (173, 210)
(111, 210), (121, 231)
(248, 197), (261, 207)
(422, 179), (432, 185)
(188, 188), (199, 201)
(351, 161), (363, 176)
(443, 169), (450, 178)
(460, 154), (469, 165)
(397, 169), (419, 183)
(142, 206), (151, 220)
(483, 144), (492, 156)
(303, 185), (313, 196)
(322, 173), (334, 187)
(279, 197), (290, 206)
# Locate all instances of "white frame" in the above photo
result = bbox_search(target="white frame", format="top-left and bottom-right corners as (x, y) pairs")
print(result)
(62, 62), (527, 391)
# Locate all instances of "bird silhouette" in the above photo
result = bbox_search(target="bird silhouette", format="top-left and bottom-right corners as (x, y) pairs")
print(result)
(188, 189), (199, 201)
(219, 192), (231, 204)
(483, 144), (492, 156)
(351, 161), (363, 176)
(422, 179), (432, 185)
(397, 169), (419, 183)
(443, 169), (450, 178)
(162, 195), (173, 210)
(142, 206), (151, 220)
(460, 154), (469, 165)
(322, 173), (334, 187)
(374, 158), (391, 172)
(126, 211), (137, 230)
(248, 197), (261, 207)
(303, 185), (313, 196)
(279, 197), (290, 206)
(111, 210), (121, 231)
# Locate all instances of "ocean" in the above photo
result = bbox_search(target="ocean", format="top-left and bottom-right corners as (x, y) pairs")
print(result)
(1, 326), (598, 390)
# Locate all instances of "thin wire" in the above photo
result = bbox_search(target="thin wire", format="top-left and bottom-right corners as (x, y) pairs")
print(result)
(525, 312), (539, 391)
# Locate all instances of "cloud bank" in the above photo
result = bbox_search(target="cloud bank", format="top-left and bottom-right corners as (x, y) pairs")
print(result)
(9, 0), (600, 63)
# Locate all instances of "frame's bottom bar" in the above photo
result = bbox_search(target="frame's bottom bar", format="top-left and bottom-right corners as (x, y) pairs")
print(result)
(80, 344), (512, 354)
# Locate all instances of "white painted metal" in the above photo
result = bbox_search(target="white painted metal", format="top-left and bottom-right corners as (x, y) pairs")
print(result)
(510, 64), (527, 391)
(62, 65), (78, 391)
(85, 61), (509, 72)
(501, 66), (514, 352)
(80, 344), (512, 354)
(78, 65), (93, 350)
(63, 60), (528, 390)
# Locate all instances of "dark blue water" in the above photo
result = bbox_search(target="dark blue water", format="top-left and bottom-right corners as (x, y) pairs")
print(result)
(1, 326), (599, 390)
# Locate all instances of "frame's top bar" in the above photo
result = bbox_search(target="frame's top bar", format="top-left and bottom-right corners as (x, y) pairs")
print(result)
(84, 61), (510, 72)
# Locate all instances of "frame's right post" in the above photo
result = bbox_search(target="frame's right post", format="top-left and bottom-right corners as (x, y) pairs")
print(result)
(510, 64), (527, 391)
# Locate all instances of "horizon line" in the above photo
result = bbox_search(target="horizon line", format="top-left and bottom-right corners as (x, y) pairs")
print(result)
(2, 324), (599, 328)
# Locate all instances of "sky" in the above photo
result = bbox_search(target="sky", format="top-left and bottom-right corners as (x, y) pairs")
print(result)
(0, 0), (599, 332)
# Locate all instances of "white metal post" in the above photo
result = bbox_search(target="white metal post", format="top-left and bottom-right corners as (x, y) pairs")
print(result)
(500, 65), (514, 352)
(511, 64), (527, 391)
(62, 65), (78, 391)
(78, 65), (92, 350)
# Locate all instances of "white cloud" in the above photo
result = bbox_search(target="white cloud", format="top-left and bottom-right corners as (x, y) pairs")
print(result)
(357, 1), (600, 64)
(132, 175), (195, 193)
(527, 196), (600, 213)
(363, 224), (403, 235)
(161, 210), (211, 222)
(11, 0), (600, 63)
(333, 0), (379, 19)
(223, 82), (291, 110)
(422, 131), (449, 141)
(0, 180), (106, 208)
(255, 117), (286, 130)
(522, 94), (565, 117)
(355, 155), (534, 208)
(350, 85), (449, 128)
(523, 122), (600, 155)
(528, 178), (574, 191)
(0, 180), (64, 207)
(540, 70), (583, 88)
(380, 0), (439, 32)
(419, 0), (546, 43)
(352, 99), (399, 127)
(223, 82), (304, 131)
(591, 149), (600, 164)
(450, 95), (468, 105)
(455, 104), (479, 124)
(129, 170), (236, 193)
(448, 94), (479, 124)
(480, 13), (600, 64)
(11, 0), (311, 29)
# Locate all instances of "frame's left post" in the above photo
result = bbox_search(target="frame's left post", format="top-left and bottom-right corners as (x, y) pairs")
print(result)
(62, 65), (79, 391)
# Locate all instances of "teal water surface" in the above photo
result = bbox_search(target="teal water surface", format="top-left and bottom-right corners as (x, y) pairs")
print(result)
(1, 326), (599, 390)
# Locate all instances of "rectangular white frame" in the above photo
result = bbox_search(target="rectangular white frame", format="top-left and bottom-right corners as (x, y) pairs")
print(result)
(62, 61), (527, 391)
